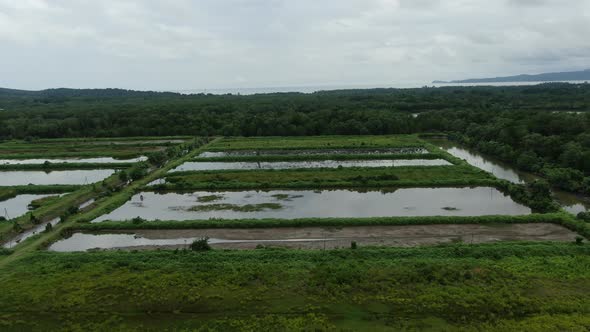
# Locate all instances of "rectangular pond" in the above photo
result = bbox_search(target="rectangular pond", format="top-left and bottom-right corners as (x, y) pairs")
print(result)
(92, 188), (531, 222)
(171, 159), (451, 172)
(0, 156), (146, 165)
(198, 147), (428, 158)
(0, 194), (55, 220)
(0, 156), (147, 165)
(48, 223), (574, 252)
(0, 169), (116, 186)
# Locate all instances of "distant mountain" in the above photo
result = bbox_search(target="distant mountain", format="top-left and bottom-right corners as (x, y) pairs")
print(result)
(433, 69), (590, 84)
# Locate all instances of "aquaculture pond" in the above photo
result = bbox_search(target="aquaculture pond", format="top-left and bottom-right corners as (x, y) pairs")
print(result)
(0, 194), (54, 220)
(0, 156), (147, 164)
(49, 223), (574, 252)
(198, 147), (428, 158)
(0, 169), (116, 186)
(92, 188), (530, 222)
(428, 138), (590, 214)
(2, 198), (97, 249)
(171, 159), (451, 172)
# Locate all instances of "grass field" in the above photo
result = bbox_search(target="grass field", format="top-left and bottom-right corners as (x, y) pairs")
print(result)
(0, 243), (589, 330)
(0, 136), (189, 159)
(0, 135), (588, 331)
(205, 135), (426, 151)
(161, 165), (497, 189)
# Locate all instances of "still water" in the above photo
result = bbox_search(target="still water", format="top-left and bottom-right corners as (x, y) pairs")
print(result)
(0, 194), (53, 220)
(0, 157), (146, 164)
(198, 148), (428, 158)
(430, 139), (590, 214)
(93, 188), (530, 222)
(2, 198), (99, 248)
(0, 169), (115, 185)
(171, 159), (451, 172)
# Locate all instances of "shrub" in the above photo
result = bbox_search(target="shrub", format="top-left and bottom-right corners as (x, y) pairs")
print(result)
(190, 237), (211, 251)
(575, 236), (584, 245)
(577, 211), (590, 222)
(351, 241), (358, 249)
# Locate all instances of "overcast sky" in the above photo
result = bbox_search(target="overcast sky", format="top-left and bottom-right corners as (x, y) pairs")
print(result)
(1, 0), (589, 91)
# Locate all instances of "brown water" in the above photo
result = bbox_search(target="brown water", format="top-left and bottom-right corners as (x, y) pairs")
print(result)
(92, 188), (530, 222)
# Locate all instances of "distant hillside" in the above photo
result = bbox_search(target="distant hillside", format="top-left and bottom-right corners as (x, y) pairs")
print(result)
(434, 69), (590, 84)
(0, 87), (180, 98)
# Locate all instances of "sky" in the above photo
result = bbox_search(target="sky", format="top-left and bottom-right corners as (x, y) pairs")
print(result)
(0, 0), (589, 91)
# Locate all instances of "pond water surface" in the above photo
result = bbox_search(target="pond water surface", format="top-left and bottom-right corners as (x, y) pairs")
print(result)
(0, 194), (53, 220)
(2, 197), (99, 249)
(0, 157), (146, 164)
(198, 147), (428, 158)
(429, 139), (590, 214)
(0, 169), (116, 185)
(171, 159), (451, 172)
(93, 188), (530, 222)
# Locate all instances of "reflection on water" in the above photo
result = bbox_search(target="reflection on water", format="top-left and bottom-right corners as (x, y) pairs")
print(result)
(198, 148), (428, 158)
(93, 188), (530, 222)
(429, 139), (590, 214)
(171, 159), (451, 172)
(0, 157), (146, 165)
(0, 169), (115, 185)
(0, 194), (53, 220)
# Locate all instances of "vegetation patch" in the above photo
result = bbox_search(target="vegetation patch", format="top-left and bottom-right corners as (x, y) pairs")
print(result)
(206, 135), (426, 151)
(177, 203), (283, 212)
(1, 243), (590, 330)
(196, 194), (224, 203)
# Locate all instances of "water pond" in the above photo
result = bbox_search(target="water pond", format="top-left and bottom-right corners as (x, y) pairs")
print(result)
(171, 159), (451, 172)
(198, 147), (428, 158)
(0, 194), (54, 220)
(2, 198), (98, 249)
(429, 139), (590, 214)
(0, 156), (146, 165)
(93, 188), (530, 222)
(0, 169), (115, 185)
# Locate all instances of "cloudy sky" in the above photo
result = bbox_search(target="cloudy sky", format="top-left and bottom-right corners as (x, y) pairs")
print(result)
(1, 0), (589, 91)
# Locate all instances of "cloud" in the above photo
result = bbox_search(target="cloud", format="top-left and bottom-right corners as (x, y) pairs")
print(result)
(0, 0), (588, 90)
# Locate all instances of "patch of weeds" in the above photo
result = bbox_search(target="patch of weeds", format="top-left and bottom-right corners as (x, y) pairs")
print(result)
(197, 194), (224, 203)
(187, 203), (283, 212)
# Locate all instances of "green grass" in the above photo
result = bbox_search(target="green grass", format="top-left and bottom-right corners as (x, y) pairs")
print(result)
(0, 243), (589, 330)
(183, 202), (284, 212)
(0, 188), (17, 201)
(191, 152), (443, 162)
(161, 165), (497, 190)
(206, 135), (426, 151)
(72, 212), (570, 229)
(0, 162), (133, 170)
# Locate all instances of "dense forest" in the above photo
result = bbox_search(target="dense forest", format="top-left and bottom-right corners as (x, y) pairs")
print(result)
(1, 83), (589, 193)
